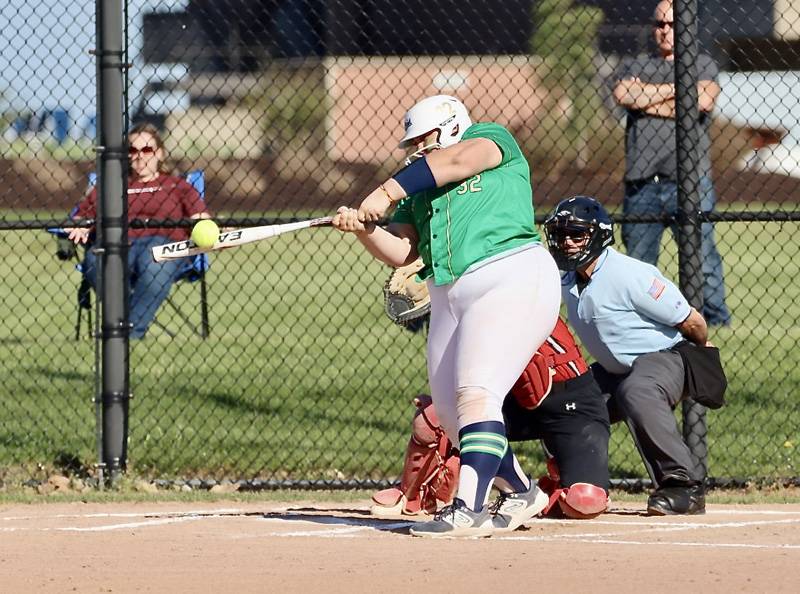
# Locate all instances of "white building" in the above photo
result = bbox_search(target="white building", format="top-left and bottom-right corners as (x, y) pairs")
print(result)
(717, 71), (800, 178)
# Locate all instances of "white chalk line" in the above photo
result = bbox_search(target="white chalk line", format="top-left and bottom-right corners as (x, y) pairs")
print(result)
(0, 507), (247, 522)
(537, 516), (800, 530)
(497, 535), (800, 549)
(253, 511), (800, 549)
(707, 509), (800, 515)
(3, 506), (797, 523)
(2, 507), (800, 550)
(0, 508), (258, 532)
(55, 515), (204, 532)
(252, 517), (800, 549)
(503, 518), (800, 543)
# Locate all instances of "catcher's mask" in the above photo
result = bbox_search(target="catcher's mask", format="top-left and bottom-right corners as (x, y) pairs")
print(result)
(398, 95), (472, 164)
(544, 196), (614, 271)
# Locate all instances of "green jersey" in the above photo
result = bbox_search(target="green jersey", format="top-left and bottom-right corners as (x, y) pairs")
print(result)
(391, 122), (539, 285)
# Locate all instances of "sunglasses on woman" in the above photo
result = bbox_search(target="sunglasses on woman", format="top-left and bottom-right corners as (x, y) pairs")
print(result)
(128, 146), (156, 156)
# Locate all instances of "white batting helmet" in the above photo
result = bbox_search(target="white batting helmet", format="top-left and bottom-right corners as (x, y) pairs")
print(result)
(398, 95), (472, 150)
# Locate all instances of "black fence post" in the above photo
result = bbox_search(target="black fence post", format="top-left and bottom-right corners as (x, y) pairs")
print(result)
(674, 0), (708, 476)
(96, 0), (130, 483)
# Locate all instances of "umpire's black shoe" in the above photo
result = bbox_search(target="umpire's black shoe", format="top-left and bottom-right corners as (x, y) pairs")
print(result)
(646, 483), (705, 516)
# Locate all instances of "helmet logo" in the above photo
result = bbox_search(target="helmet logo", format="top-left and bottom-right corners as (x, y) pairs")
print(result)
(404, 116), (412, 131)
(435, 101), (456, 125)
(436, 101), (455, 116)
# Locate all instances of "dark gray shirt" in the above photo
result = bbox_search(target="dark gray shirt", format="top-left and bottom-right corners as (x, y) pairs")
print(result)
(615, 53), (718, 182)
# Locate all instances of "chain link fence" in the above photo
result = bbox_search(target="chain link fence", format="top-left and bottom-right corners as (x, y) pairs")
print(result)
(0, 0), (798, 490)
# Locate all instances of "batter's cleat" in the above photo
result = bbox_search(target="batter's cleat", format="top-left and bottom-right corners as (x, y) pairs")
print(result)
(409, 498), (494, 538)
(490, 482), (550, 532)
(646, 483), (706, 516)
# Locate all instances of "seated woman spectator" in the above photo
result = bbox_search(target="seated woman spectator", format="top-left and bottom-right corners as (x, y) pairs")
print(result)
(67, 122), (211, 339)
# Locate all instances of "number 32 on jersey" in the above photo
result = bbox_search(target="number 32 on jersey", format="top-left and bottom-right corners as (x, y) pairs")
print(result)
(455, 174), (482, 195)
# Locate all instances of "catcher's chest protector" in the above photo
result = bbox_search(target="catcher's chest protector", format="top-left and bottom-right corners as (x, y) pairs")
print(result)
(542, 317), (589, 382)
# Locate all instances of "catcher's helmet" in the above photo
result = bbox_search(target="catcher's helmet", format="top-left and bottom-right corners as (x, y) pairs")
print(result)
(544, 196), (614, 271)
(398, 95), (472, 159)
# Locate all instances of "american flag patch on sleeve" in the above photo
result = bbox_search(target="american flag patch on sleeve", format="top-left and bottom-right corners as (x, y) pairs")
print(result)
(647, 277), (666, 300)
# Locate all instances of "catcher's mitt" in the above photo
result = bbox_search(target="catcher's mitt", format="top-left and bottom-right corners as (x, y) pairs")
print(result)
(384, 258), (431, 326)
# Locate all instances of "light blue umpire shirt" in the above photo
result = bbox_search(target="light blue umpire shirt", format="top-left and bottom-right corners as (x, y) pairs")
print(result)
(562, 247), (692, 375)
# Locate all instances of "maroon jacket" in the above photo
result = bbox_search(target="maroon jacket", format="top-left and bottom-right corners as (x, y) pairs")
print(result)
(74, 174), (206, 241)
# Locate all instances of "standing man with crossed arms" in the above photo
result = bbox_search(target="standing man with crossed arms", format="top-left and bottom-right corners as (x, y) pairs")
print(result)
(332, 95), (561, 537)
(612, 0), (730, 327)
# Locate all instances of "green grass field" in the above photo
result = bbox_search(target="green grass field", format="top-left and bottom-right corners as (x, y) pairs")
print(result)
(0, 215), (798, 488)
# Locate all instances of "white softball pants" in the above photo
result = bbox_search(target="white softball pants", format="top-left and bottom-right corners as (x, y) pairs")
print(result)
(426, 244), (561, 446)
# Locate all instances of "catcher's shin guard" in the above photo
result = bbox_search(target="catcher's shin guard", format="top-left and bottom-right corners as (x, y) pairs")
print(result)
(537, 456), (562, 497)
(537, 458), (608, 519)
(371, 395), (460, 516)
(537, 456), (564, 516)
(557, 483), (609, 519)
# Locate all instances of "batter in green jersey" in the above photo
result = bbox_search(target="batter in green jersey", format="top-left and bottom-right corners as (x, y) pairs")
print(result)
(392, 122), (540, 285)
(332, 95), (561, 538)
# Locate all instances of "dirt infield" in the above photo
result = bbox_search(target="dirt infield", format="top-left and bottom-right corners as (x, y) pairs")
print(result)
(1, 500), (799, 593)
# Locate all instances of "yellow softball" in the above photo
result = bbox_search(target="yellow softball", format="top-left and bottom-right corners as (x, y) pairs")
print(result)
(191, 219), (220, 249)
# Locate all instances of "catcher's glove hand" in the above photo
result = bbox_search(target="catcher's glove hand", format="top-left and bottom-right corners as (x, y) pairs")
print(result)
(384, 258), (431, 326)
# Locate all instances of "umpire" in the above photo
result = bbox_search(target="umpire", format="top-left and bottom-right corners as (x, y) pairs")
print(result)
(544, 196), (708, 515)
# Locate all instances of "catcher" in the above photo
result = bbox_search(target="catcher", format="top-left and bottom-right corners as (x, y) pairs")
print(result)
(374, 261), (611, 521)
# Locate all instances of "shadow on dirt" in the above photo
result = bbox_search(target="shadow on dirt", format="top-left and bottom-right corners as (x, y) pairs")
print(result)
(263, 507), (414, 534)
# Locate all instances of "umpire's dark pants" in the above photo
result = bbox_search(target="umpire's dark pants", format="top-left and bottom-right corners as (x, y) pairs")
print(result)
(591, 351), (703, 489)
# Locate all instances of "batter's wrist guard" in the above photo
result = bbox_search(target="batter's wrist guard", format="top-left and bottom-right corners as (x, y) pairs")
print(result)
(391, 156), (437, 197)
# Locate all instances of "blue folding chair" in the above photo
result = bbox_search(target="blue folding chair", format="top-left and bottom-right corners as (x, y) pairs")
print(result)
(50, 171), (211, 339)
